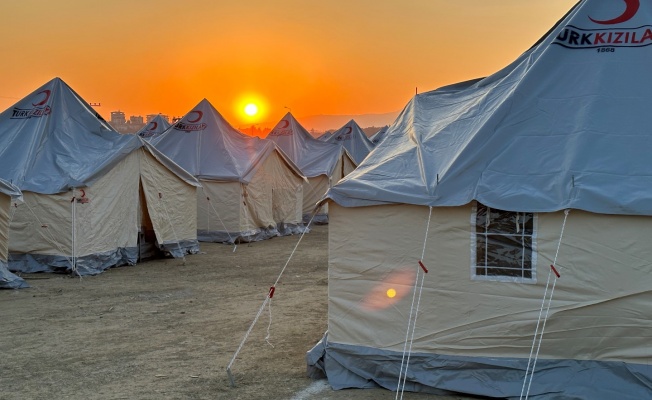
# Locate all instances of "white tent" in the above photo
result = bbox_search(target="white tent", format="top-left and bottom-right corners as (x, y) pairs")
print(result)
(0, 78), (200, 276)
(308, 1), (652, 399)
(316, 131), (335, 141)
(0, 179), (28, 289)
(369, 125), (389, 145)
(266, 113), (356, 223)
(323, 119), (375, 164)
(151, 99), (306, 243)
(137, 114), (171, 139)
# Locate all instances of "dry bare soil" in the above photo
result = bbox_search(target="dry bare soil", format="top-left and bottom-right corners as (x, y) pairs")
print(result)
(1, 225), (474, 400)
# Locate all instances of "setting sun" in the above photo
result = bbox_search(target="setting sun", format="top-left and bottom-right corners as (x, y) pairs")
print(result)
(244, 103), (258, 116)
(235, 94), (268, 126)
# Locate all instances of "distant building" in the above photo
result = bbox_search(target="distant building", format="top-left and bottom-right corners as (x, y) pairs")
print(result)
(109, 111), (146, 134)
(239, 125), (271, 137)
(128, 115), (145, 133)
(110, 111), (126, 125)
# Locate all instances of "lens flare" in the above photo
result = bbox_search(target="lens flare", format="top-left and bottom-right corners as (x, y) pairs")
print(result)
(360, 266), (417, 311)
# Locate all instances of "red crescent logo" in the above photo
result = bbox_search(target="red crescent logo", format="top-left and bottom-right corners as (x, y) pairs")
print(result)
(148, 121), (158, 131)
(344, 127), (352, 135)
(187, 110), (203, 123)
(32, 90), (51, 106)
(590, 0), (639, 25)
(279, 120), (289, 129)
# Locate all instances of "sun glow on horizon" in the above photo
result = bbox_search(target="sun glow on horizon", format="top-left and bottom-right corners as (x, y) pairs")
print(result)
(244, 103), (258, 116)
(235, 94), (268, 125)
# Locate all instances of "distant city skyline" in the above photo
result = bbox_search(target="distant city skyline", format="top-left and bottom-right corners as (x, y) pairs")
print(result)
(108, 106), (395, 135)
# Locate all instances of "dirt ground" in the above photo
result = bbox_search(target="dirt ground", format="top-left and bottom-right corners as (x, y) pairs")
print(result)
(1, 225), (476, 400)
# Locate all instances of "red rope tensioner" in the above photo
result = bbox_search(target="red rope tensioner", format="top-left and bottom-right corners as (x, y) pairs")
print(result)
(418, 260), (429, 273)
(550, 264), (561, 278)
(268, 286), (276, 298)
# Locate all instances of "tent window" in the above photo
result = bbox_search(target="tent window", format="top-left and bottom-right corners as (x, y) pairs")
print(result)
(471, 202), (537, 284)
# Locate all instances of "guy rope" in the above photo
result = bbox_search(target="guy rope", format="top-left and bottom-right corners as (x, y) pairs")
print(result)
(226, 206), (320, 387)
(396, 206), (433, 400)
(520, 209), (570, 400)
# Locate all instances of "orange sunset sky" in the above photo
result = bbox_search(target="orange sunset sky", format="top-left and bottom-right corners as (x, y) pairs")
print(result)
(0, 1), (578, 130)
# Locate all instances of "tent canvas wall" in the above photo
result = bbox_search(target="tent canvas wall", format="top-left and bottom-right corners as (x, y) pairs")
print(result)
(311, 203), (652, 399)
(266, 113), (356, 223)
(0, 179), (28, 289)
(323, 119), (375, 164)
(308, 1), (652, 398)
(0, 78), (200, 276)
(152, 99), (306, 243)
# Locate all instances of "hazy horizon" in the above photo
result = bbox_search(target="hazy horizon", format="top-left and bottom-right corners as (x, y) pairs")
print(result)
(0, 1), (577, 129)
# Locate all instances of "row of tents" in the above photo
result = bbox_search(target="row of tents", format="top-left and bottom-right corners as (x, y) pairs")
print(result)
(306, 0), (652, 399)
(135, 100), (378, 224)
(136, 105), (376, 223)
(0, 77), (379, 288)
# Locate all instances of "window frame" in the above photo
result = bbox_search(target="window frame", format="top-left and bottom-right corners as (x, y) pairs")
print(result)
(470, 201), (538, 284)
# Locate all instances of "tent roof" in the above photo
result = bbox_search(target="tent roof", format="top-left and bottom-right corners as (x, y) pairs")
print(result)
(317, 131), (334, 141)
(369, 126), (389, 145)
(266, 112), (354, 178)
(328, 0), (652, 215)
(151, 99), (304, 183)
(0, 178), (21, 199)
(137, 114), (171, 139)
(323, 119), (375, 164)
(0, 78), (198, 194)
(0, 78), (143, 194)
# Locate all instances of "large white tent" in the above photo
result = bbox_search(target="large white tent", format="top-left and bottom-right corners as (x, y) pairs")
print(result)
(0, 179), (28, 289)
(308, 1), (652, 399)
(151, 99), (306, 243)
(0, 78), (200, 276)
(323, 119), (375, 164)
(266, 112), (356, 223)
(137, 114), (171, 140)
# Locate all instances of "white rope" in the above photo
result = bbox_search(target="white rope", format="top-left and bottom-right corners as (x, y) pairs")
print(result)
(241, 187), (253, 244)
(7, 202), (18, 275)
(226, 209), (319, 386)
(200, 186), (236, 251)
(396, 206), (433, 399)
(520, 209), (570, 400)
(399, 271), (427, 399)
(265, 298), (275, 348)
(71, 191), (78, 276)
